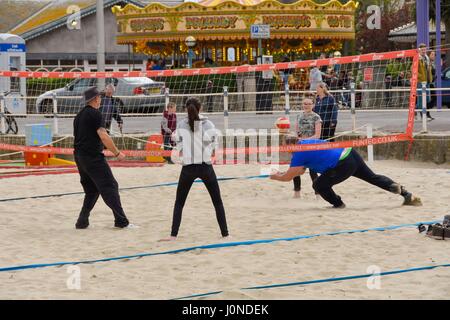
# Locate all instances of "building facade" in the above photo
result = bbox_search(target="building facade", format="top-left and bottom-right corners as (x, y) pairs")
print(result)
(5, 0), (182, 72)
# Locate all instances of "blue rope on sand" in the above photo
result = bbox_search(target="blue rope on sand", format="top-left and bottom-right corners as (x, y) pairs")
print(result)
(0, 174), (269, 202)
(0, 220), (439, 273)
(173, 263), (450, 300)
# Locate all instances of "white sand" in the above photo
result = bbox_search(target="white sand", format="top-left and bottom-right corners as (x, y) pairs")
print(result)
(0, 160), (449, 300)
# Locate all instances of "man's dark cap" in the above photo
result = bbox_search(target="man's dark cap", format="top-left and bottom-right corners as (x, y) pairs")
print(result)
(84, 86), (101, 103)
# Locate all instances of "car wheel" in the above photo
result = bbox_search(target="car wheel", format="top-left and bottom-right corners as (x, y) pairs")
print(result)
(6, 115), (18, 134)
(40, 100), (54, 118)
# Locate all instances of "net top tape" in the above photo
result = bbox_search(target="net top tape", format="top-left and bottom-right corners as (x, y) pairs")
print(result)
(0, 134), (412, 156)
(0, 50), (417, 79)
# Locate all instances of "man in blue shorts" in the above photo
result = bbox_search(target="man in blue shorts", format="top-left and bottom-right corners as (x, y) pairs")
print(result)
(270, 139), (422, 208)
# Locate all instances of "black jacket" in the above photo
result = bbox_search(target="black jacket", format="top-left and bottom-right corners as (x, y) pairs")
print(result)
(99, 94), (122, 130)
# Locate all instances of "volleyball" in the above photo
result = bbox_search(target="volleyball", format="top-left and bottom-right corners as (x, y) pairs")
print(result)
(275, 117), (290, 131)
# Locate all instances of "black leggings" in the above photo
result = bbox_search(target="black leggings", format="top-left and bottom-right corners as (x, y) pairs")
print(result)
(171, 163), (228, 237)
(74, 153), (129, 227)
(313, 149), (395, 207)
(293, 170), (318, 192)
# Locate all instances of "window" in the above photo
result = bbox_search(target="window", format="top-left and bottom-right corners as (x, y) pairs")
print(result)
(227, 48), (235, 62)
(445, 69), (450, 80)
(60, 60), (75, 66)
(42, 60), (58, 65)
(9, 67), (20, 93)
(106, 78), (118, 86)
(72, 78), (96, 89)
(9, 57), (21, 93)
(26, 60), (41, 66)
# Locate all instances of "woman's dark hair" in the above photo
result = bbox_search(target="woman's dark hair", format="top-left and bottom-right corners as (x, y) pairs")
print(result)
(186, 97), (202, 132)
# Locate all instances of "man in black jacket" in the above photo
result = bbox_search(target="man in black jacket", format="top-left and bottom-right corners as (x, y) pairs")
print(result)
(74, 87), (135, 229)
(99, 84), (123, 133)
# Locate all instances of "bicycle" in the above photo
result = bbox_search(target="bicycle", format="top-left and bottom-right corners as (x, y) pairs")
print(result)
(0, 91), (19, 135)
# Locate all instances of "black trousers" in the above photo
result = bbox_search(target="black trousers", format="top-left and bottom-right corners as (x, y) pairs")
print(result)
(321, 122), (336, 141)
(163, 134), (174, 161)
(74, 153), (129, 227)
(312, 149), (395, 207)
(293, 170), (318, 192)
(171, 163), (228, 237)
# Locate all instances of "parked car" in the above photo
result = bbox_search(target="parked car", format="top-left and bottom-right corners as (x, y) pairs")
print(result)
(35, 77), (165, 114)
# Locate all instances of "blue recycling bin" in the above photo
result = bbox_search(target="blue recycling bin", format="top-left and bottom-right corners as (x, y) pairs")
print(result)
(25, 124), (52, 146)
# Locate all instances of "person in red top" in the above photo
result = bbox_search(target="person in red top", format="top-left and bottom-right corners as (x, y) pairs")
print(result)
(161, 102), (177, 164)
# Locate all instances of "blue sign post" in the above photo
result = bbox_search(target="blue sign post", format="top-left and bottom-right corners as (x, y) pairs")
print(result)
(0, 34), (27, 115)
(251, 24), (270, 57)
(435, 0), (442, 110)
(416, 0), (429, 47)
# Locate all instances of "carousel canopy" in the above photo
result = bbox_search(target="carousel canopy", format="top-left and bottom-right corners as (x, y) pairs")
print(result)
(200, 0), (264, 5)
(112, 0), (358, 44)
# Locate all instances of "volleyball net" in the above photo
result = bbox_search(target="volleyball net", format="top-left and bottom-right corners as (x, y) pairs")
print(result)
(0, 49), (418, 163)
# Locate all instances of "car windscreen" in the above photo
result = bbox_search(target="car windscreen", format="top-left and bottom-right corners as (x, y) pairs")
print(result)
(122, 77), (155, 84)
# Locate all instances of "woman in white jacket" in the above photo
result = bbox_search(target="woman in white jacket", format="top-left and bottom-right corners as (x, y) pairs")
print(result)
(160, 97), (229, 241)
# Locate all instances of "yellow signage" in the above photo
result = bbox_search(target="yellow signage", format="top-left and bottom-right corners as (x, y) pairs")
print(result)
(327, 15), (352, 28)
(262, 15), (312, 29)
(186, 16), (239, 30)
(130, 18), (165, 32)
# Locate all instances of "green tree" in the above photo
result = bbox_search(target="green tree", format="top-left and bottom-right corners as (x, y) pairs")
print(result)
(356, 0), (414, 53)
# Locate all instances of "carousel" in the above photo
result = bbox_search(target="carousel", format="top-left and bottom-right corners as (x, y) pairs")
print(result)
(112, 0), (358, 67)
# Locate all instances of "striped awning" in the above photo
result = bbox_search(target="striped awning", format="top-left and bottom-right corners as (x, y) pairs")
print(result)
(389, 21), (446, 43)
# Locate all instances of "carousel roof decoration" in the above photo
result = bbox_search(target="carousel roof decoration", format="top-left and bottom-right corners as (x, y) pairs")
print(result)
(199, 0), (265, 6)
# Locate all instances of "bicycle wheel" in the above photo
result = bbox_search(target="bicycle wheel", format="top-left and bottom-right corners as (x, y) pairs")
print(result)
(6, 115), (18, 134)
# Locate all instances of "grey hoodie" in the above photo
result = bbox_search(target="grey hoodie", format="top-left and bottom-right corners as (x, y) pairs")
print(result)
(175, 115), (218, 165)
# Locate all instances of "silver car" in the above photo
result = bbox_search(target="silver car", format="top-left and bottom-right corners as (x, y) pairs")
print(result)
(35, 77), (165, 114)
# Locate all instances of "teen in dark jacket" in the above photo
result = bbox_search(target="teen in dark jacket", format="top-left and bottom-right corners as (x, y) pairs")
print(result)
(99, 84), (123, 133)
(314, 82), (338, 141)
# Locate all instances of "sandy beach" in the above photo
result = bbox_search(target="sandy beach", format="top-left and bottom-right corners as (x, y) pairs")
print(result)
(0, 160), (449, 299)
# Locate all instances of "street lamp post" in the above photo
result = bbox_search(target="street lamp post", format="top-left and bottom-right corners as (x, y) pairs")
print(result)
(436, 0), (442, 110)
(185, 36), (196, 68)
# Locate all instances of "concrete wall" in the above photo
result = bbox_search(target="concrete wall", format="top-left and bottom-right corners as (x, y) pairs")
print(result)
(25, 8), (128, 58)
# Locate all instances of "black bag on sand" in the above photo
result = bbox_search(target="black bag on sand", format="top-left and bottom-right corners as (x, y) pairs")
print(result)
(418, 215), (450, 240)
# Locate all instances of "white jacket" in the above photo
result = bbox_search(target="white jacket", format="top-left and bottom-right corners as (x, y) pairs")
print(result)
(175, 115), (219, 165)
